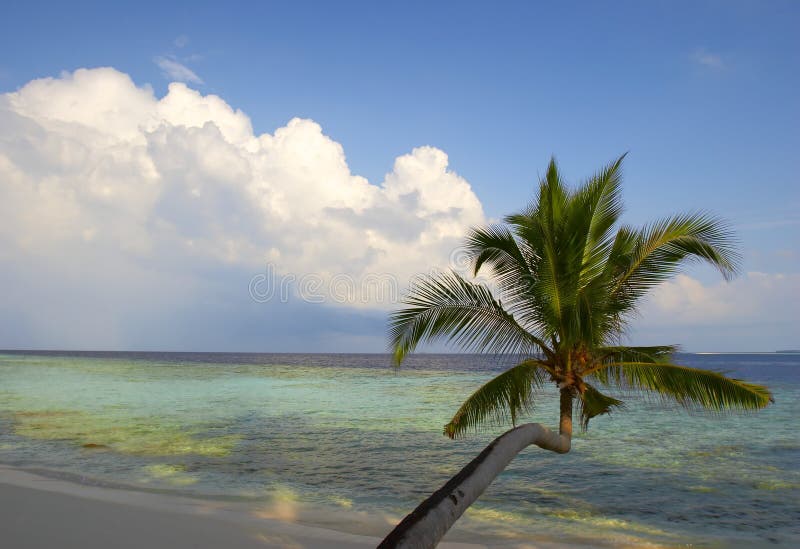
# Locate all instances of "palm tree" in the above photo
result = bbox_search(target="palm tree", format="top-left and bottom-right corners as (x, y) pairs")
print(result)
(379, 155), (773, 549)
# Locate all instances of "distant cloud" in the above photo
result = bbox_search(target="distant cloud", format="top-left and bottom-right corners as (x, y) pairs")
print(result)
(691, 48), (725, 70)
(154, 56), (203, 84)
(174, 35), (189, 48)
(635, 272), (800, 350)
(644, 272), (797, 324)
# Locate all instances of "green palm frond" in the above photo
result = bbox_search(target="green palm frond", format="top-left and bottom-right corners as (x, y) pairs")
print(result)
(444, 360), (551, 439)
(578, 384), (625, 430)
(578, 153), (626, 249)
(502, 160), (573, 342)
(589, 346), (677, 370)
(610, 213), (740, 305)
(591, 362), (773, 411)
(466, 225), (534, 289)
(566, 154), (626, 289)
(389, 271), (552, 365)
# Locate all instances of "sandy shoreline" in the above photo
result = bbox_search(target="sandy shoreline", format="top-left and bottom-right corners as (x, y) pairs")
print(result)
(0, 464), (680, 548)
(3, 465), (548, 549)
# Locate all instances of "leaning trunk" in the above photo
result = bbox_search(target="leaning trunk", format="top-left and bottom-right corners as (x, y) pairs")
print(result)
(379, 390), (574, 549)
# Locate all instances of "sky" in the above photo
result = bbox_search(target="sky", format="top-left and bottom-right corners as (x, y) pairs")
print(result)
(0, 1), (797, 352)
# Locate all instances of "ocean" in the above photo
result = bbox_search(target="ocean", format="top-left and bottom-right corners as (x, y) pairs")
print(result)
(0, 351), (797, 547)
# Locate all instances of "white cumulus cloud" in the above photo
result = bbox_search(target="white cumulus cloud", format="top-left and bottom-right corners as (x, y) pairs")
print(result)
(0, 67), (485, 321)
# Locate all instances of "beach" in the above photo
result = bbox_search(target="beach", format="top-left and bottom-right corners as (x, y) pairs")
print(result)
(2, 465), (595, 549)
(1, 351), (798, 547)
(0, 465), (488, 549)
(1, 466), (373, 549)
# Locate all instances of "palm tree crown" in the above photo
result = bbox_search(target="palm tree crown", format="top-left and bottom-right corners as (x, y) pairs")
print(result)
(389, 155), (772, 439)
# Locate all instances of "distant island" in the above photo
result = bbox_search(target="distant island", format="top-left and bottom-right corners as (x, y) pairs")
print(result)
(776, 350), (800, 353)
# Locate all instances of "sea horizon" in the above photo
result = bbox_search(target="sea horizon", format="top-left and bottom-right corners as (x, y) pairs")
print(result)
(2, 348), (797, 355)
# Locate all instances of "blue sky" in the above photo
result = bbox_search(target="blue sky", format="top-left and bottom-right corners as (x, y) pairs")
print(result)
(0, 1), (797, 351)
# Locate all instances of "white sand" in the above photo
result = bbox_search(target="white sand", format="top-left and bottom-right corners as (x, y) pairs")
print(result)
(0, 465), (492, 549)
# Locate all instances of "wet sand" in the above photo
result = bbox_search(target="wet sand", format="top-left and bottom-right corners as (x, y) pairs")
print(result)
(0, 465), (491, 549)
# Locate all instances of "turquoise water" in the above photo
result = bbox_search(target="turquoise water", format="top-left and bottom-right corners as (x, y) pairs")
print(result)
(0, 351), (798, 547)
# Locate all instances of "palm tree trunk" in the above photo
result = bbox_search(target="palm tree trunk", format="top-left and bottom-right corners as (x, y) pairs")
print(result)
(378, 390), (573, 549)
